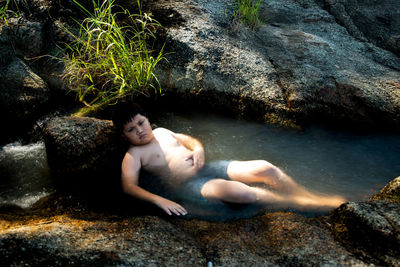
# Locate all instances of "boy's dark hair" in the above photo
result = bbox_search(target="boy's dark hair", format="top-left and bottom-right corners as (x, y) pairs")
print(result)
(112, 101), (147, 134)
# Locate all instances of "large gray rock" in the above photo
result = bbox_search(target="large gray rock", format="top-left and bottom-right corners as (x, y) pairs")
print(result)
(0, 208), (205, 266)
(319, 0), (400, 56)
(2, 18), (44, 58)
(43, 116), (120, 175)
(174, 211), (366, 266)
(42, 116), (125, 202)
(331, 201), (400, 266)
(0, 19), (53, 142)
(0, 56), (49, 125)
(154, 0), (400, 129)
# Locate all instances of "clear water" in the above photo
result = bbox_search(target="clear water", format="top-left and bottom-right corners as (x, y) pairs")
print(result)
(153, 111), (400, 202)
(1, 112), (399, 211)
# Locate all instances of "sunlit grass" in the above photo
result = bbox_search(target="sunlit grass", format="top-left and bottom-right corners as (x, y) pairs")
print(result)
(63, 0), (165, 115)
(228, 0), (263, 29)
(0, 0), (20, 25)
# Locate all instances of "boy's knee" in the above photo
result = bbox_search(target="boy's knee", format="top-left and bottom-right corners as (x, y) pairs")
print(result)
(252, 160), (281, 177)
(202, 179), (258, 204)
(239, 190), (258, 203)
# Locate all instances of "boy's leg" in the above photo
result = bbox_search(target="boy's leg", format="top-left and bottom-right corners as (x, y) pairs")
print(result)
(200, 178), (344, 210)
(200, 179), (286, 205)
(226, 160), (345, 207)
(226, 160), (305, 194)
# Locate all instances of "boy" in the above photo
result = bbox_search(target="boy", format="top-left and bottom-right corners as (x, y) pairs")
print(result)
(112, 102), (345, 216)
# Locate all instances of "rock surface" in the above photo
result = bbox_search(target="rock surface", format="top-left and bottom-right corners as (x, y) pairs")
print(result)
(0, 15), (63, 142)
(0, 56), (49, 122)
(371, 176), (400, 204)
(2, 18), (45, 58)
(154, 0), (400, 129)
(319, 0), (400, 57)
(0, 195), (205, 266)
(331, 201), (400, 266)
(43, 116), (119, 175)
(42, 116), (125, 203)
(0, 194), (366, 266)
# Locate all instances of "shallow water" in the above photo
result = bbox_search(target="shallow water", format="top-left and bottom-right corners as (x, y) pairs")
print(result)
(1, 112), (399, 214)
(153, 111), (400, 202)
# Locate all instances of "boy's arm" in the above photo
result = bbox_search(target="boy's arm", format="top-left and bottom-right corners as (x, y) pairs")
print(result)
(121, 151), (187, 216)
(172, 132), (205, 169)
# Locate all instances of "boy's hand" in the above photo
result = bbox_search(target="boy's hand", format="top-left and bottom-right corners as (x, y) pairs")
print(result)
(154, 197), (188, 216)
(185, 148), (205, 170)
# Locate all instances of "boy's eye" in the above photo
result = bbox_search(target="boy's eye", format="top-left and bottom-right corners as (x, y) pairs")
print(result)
(138, 121), (143, 126)
(127, 128), (134, 132)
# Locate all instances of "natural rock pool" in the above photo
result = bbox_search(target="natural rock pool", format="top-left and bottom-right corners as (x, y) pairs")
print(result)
(1, 111), (400, 211)
(153, 111), (400, 203)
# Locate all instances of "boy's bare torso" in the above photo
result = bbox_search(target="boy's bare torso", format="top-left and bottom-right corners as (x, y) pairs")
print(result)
(129, 128), (199, 184)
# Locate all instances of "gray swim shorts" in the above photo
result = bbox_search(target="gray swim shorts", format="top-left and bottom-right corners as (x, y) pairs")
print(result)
(177, 160), (232, 201)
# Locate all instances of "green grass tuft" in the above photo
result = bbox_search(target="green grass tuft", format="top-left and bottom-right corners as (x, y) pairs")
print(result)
(227, 0), (263, 29)
(0, 0), (20, 25)
(63, 0), (165, 114)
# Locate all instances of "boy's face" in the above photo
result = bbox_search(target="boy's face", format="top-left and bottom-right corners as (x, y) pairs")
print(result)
(122, 114), (154, 145)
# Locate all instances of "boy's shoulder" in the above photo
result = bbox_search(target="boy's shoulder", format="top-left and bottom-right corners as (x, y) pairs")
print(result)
(153, 127), (176, 139)
(153, 127), (172, 134)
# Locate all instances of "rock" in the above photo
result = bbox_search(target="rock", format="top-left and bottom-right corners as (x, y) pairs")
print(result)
(0, 55), (50, 141)
(0, 200), (205, 266)
(0, 195), (367, 266)
(0, 18), (55, 142)
(154, 0), (400, 129)
(0, 29), (14, 67)
(0, 57), (49, 119)
(43, 116), (124, 203)
(331, 201), (400, 266)
(43, 116), (119, 173)
(371, 176), (400, 204)
(173, 212), (365, 266)
(1, 18), (44, 58)
(320, 0), (400, 57)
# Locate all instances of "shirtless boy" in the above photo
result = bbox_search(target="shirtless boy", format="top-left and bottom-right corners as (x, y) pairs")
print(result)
(112, 102), (345, 216)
